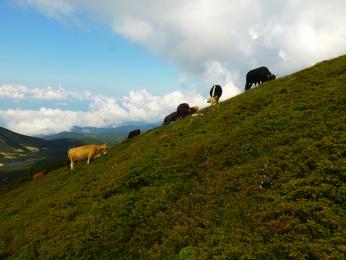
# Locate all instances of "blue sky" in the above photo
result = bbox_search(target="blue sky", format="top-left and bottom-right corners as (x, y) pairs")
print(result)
(0, 0), (181, 100)
(0, 0), (345, 135)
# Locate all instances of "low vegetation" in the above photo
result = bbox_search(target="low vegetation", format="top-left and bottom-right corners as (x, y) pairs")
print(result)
(0, 55), (345, 259)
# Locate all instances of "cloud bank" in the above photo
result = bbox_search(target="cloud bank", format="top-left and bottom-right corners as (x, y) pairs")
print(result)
(0, 85), (92, 101)
(17, 0), (346, 81)
(0, 85), (208, 135)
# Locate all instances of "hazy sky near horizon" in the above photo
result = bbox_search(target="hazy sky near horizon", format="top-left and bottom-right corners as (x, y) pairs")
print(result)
(1, 0), (346, 135)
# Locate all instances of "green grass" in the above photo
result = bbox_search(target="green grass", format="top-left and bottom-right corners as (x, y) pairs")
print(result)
(0, 55), (346, 259)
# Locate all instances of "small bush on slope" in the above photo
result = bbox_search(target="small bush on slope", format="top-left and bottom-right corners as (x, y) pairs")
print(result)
(0, 55), (345, 259)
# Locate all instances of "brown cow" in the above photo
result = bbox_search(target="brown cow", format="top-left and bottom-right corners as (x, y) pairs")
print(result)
(68, 144), (108, 170)
(32, 172), (45, 181)
(190, 106), (199, 113)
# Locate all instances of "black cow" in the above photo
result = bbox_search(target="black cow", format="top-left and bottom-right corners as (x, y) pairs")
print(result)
(176, 103), (191, 119)
(162, 111), (179, 125)
(208, 85), (222, 106)
(245, 66), (275, 91)
(128, 129), (141, 139)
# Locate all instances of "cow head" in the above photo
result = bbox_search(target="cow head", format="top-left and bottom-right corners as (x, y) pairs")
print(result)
(97, 144), (108, 155)
(207, 96), (218, 106)
(190, 106), (199, 113)
(267, 73), (276, 81)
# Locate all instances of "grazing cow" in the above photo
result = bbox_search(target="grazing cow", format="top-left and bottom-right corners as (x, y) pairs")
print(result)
(245, 66), (276, 91)
(68, 144), (108, 170)
(162, 111), (179, 125)
(177, 103), (191, 119)
(207, 85), (222, 106)
(190, 106), (199, 114)
(128, 129), (141, 139)
(32, 172), (45, 181)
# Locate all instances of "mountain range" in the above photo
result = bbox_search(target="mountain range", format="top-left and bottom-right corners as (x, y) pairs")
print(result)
(40, 123), (159, 144)
(0, 127), (81, 164)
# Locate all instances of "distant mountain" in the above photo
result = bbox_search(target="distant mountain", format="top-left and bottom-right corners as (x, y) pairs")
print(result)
(40, 131), (103, 143)
(71, 123), (160, 135)
(0, 123), (159, 165)
(0, 127), (83, 165)
(41, 123), (160, 144)
(41, 131), (88, 140)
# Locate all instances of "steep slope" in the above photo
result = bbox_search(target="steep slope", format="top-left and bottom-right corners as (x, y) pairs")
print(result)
(0, 55), (345, 259)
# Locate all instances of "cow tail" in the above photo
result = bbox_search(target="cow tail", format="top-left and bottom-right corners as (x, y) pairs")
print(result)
(212, 85), (216, 97)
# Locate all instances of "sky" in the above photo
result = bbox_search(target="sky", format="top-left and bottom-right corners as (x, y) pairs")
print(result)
(1, 0), (346, 136)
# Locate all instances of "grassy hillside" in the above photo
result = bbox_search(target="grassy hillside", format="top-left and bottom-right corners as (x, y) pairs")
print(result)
(0, 55), (345, 259)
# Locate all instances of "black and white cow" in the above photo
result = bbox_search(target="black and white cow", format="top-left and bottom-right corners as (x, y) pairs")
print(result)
(245, 66), (275, 91)
(207, 85), (222, 106)
(128, 129), (141, 139)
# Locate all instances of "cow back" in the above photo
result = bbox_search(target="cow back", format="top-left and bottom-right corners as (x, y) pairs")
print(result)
(209, 85), (222, 98)
(128, 129), (141, 139)
(177, 103), (191, 119)
(163, 111), (178, 125)
(68, 145), (97, 161)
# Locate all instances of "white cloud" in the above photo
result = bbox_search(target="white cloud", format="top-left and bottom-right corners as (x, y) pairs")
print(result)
(113, 16), (156, 45)
(0, 85), (27, 100)
(1, 108), (79, 136)
(0, 85), (95, 101)
(8, 0), (346, 135)
(0, 86), (207, 135)
(16, 0), (74, 22)
(31, 86), (66, 100)
(15, 0), (346, 89)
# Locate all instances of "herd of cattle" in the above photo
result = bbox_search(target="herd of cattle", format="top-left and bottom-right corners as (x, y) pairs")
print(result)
(31, 66), (276, 177)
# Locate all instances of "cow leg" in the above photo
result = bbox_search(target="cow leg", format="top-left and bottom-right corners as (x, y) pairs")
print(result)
(87, 152), (93, 164)
(70, 160), (74, 170)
